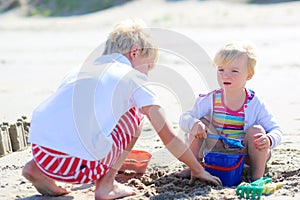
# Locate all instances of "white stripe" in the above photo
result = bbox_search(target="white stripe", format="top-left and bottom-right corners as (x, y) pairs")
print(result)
(93, 162), (98, 178)
(96, 174), (100, 180)
(80, 175), (87, 184)
(107, 148), (115, 167)
(100, 164), (105, 174)
(125, 114), (136, 138)
(39, 167), (75, 181)
(116, 123), (124, 151)
(32, 145), (39, 150)
(45, 157), (57, 170)
(104, 151), (113, 166)
(75, 159), (83, 172)
(125, 113), (136, 132)
(63, 157), (75, 175)
(129, 110), (139, 127)
(120, 118), (129, 148)
(111, 140), (119, 165)
(38, 154), (49, 165)
(35, 145), (69, 159)
(40, 148), (69, 158)
(34, 149), (43, 158)
(74, 170), (81, 180)
(88, 170), (93, 180)
(124, 115), (136, 146)
(53, 158), (66, 173)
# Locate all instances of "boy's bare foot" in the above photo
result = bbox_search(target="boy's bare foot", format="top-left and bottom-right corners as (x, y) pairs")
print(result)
(173, 168), (191, 179)
(22, 160), (69, 196)
(95, 180), (136, 200)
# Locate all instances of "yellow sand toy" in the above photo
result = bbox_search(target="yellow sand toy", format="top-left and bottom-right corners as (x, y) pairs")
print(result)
(236, 177), (283, 199)
(261, 182), (284, 195)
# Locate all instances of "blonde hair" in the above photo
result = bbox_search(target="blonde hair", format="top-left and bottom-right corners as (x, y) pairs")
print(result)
(103, 19), (158, 68)
(213, 41), (257, 76)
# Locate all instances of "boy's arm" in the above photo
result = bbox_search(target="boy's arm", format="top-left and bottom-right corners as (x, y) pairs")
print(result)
(141, 105), (222, 186)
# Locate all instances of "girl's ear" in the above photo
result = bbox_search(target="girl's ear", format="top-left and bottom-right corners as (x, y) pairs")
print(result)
(247, 73), (254, 80)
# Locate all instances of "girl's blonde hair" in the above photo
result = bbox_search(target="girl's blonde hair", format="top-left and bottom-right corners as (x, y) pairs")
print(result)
(213, 41), (257, 76)
(103, 19), (158, 69)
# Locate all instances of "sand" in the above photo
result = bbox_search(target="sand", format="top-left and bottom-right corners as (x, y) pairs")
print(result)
(0, 0), (300, 199)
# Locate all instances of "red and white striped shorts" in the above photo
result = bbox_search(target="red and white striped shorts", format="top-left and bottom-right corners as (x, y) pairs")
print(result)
(32, 107), (143, 184)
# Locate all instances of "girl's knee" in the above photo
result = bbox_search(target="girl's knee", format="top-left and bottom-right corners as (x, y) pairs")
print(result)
(244, 125), (266, 145)
(246, 125), (266, 136)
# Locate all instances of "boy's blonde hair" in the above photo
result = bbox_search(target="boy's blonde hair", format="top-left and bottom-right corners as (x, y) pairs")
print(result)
(213, 41), (257, 76)
(103, 19), (158, 69)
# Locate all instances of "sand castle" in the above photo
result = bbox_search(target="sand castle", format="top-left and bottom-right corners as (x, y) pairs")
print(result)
(0, 117), (29, 157)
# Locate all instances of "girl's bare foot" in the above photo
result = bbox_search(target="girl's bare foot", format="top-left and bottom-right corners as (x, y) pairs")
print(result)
(22, 160), (69, 196)
(95, 180), (136, 200)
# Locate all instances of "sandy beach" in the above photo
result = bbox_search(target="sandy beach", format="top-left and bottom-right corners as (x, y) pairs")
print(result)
(0, 0), (300, 199)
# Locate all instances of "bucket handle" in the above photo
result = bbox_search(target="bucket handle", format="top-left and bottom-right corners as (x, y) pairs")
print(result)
(203, 155), (246, 171)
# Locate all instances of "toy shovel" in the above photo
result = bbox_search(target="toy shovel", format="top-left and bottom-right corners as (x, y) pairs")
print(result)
(236, 177), (273, 199)
(200, 117), (245, 148)
(206, 133), (245, 148)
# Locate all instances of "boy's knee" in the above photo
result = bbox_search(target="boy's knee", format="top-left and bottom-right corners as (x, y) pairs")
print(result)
(22, 160), (36, 180)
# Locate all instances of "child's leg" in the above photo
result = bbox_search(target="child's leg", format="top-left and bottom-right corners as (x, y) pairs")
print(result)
(94, 120), (143, 200)
(174, 131), (205, 178)
(22, 159), (69, 196)
(244, 125), (271, 181)
(175, 118), (222, 178)
(94, 107), (144, 200)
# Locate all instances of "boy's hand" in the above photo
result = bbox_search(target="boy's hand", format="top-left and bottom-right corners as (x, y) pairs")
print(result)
(191, 121), (207, 139)
(189, 169), (222, 186)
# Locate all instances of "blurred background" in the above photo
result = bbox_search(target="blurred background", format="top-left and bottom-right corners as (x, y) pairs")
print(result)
(0, 0), (299, 17)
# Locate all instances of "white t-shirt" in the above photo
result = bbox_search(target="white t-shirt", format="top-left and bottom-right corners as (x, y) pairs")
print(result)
(29, 53), (160, 160)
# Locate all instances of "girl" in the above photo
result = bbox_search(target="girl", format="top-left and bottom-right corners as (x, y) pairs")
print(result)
(179, 41), (282, 181)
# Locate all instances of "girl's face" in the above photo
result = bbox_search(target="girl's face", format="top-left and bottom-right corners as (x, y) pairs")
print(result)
(217, 54), (252, 92)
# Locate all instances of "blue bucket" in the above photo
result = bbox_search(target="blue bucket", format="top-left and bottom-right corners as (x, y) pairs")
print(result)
(204, 152), (246, 187)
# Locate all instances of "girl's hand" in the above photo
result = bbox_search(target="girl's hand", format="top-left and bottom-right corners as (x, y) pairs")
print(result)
(191, 121), (207, 139)
(253, 133), (271, 151)
(190, 169), (222, 186)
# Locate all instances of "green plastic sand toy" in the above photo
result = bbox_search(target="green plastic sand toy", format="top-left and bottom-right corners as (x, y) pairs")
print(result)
(236, 177), (272, 199)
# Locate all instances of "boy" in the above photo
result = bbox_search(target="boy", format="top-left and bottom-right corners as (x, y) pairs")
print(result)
(22, 19), (221, 200)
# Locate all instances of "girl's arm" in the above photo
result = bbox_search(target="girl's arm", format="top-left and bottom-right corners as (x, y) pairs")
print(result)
(179, 93), (213, 133)
(257, 102), (283, 149)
